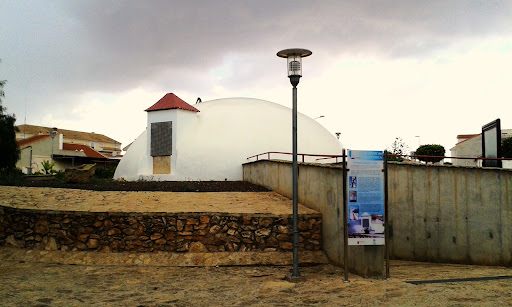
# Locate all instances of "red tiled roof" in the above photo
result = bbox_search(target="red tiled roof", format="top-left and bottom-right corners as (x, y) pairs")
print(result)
(457, 134), (479, 139)
(62, 143), (109, 159)
(145, 93), (199, 112)
(17, 135), (50, 147)
(455, 133), (480, 145)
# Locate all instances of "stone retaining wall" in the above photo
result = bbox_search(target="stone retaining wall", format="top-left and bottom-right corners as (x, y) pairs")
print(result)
(0, 206), (322, 253)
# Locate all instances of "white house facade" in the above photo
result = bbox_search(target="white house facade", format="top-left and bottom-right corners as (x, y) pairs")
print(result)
(450, 129), (512, 168)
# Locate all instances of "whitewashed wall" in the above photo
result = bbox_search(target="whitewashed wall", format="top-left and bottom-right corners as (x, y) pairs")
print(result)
(114, 98), (343, 181)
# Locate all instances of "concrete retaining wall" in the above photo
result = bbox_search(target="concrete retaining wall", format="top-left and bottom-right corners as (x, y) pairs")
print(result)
(388, 163), (512, 266)
(243, 160), (512, 269)
(243, 160), (384, 277)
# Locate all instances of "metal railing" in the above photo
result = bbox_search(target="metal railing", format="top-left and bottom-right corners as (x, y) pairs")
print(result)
(246, 151), (344, 163)
(247, 151), (512, 165)
(388, 154), (512, 164)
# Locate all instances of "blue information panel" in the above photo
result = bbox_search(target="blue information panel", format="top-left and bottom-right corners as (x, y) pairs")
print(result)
(347, 150), (385, 245)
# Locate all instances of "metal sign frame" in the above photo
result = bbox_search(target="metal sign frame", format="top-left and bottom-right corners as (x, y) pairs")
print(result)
(342, 149), (390, 281)
(482, 119), (502, 168)
(342, 149), (349, 282)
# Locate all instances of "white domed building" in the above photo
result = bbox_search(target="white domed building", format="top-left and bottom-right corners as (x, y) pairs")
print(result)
(114, 93), (342, 181)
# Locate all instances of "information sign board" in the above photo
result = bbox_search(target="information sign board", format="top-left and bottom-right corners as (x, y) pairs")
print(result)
(346, 150), (385, 245)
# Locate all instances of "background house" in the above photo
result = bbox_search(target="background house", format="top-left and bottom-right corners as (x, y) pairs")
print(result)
(450, 129), (512, 168)
(16, 125), (121, 174)
(17, 125), (121, 158)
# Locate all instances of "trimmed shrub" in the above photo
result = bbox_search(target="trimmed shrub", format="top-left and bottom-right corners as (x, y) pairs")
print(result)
(415, 144), (445, 163)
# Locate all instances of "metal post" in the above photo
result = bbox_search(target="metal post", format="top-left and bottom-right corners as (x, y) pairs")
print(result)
(29, 147), (33, 175)
(384, 150), (390, 279)
(50, 127), (57, 162)
(277, 48), (311, 282)
(292, 81), (300, 278)
(22, 146), (33, 175)
(343, 149), (349, 282)
(284, 76), (304, 282)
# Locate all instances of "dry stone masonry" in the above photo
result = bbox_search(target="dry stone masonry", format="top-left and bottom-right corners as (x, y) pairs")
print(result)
(0, 206), (322, 253)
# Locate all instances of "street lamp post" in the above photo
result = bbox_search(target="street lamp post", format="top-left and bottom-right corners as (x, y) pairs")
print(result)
(21, 146), (33, 175)
(277, 48), (312, 281)
(50, 127), (57, 161)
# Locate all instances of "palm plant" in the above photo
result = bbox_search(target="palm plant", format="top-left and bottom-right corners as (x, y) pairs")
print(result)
(41, 160), (56, 174)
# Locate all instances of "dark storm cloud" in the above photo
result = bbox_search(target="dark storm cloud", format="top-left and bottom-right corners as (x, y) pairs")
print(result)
(1, 0), (511, 115)
(63, 0), (512, 90)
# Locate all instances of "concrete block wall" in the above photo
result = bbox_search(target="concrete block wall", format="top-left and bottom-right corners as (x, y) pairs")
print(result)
(244, 160), (512, 269)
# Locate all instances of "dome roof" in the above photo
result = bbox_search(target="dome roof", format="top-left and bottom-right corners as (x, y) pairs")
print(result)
(115, 97), (342, 181)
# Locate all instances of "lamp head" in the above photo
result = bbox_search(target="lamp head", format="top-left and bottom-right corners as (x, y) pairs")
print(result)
(277, 48), (312, 77)
(50, 127), (57, 139)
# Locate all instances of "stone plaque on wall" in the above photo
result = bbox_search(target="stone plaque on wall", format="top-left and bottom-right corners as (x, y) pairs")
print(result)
(151, 121), (172, 157)
(153, 156), (171, 174)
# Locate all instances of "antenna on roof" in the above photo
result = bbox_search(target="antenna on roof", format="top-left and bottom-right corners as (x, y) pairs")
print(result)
(196, 97), (202, 104)
(24, 95), (27, 139)
(23, 82), (29, 139)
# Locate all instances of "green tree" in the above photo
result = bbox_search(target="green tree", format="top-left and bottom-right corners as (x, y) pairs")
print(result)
(387, 137), (409, 162)
(0, 60), (5, 102)
(0, 65), (5, 102)
(0, 60), (21, 171)
(415, 144), (445, 163)
(502, 137), (512, 158)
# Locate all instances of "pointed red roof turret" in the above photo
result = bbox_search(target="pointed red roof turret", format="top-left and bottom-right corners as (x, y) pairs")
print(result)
(145, 93), (199, 112)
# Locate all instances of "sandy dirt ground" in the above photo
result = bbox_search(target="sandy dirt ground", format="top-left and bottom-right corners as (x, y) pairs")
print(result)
(0, 251), (511, 306)
(1, 186), (511, 306)
(0, 186), (318, 215)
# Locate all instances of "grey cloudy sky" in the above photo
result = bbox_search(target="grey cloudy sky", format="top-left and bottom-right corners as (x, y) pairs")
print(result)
(1, 1), (511, 153)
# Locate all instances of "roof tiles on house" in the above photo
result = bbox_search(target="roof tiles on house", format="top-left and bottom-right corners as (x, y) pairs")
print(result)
(62, 143), (109, 159)
(455, 134), (481, 145)
(17, 135), (51, 147)
(16, 124), (120, 144)
(145, 93), (199, 112)
(457, 134), (479, 139)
